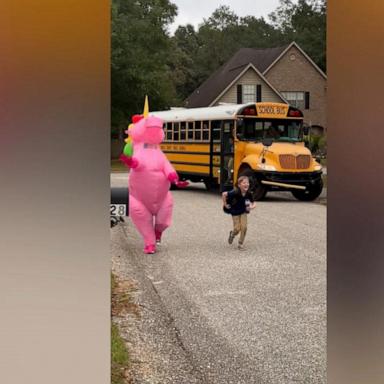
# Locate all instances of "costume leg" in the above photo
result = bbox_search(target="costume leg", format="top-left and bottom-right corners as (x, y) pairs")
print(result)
(154, 192), (173, 241)
(129, 195), (156, 249)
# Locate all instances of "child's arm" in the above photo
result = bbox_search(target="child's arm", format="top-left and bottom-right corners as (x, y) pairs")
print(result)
(250, 202), (256, 210)
(222, 192), (230, 208)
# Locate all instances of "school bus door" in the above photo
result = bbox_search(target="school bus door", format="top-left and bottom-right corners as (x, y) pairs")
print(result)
(220, 121), (234, 191)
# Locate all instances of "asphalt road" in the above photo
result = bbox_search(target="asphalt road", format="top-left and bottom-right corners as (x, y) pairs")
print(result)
(111, 174), (326, 384)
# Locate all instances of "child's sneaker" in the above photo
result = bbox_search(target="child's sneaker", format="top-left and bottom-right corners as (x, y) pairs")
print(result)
(228, 231), (235, 244)
(238, 243), (245, 251)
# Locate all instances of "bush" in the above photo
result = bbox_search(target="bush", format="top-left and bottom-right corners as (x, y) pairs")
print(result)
(318, 135), (327, 156)
(305, 134), (327, 158)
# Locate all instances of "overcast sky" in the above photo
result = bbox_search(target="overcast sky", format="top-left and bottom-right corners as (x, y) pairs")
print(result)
(168, 0), (284, 34)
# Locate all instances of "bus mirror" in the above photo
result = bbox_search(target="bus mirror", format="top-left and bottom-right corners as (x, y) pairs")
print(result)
(262, 138), (273, 147)
(303, 126), (309, 135)
(236, 132), (244, 140)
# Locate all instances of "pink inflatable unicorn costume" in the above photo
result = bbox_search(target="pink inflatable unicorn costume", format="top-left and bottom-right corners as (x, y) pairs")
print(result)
(120, 114), (183, 254)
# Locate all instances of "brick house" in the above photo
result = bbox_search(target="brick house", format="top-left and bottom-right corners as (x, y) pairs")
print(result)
(185, 42), (327, 134)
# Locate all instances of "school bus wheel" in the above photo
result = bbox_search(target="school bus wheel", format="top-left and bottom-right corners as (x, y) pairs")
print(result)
(291, 179), (323, 201)
(203, 178), (219, 191)
(238, 168), (267, 201)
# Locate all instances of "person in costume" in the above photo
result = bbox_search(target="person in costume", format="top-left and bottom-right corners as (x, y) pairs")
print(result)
(120, 100), (186, 254)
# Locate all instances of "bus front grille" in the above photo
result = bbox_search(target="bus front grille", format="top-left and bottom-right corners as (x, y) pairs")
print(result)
(279, 154), (311, 169)
(296, 155), (311, 169)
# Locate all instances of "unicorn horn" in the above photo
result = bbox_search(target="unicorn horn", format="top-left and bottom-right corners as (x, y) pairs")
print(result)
(143, 95), (149, 117)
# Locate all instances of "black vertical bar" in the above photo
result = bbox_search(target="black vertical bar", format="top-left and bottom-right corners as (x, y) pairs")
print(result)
(256, 84), (262, 102)
(237, 84), (242, 104)
(305, 91), (310, 109)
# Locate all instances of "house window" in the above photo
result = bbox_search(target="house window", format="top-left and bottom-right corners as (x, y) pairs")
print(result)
(281, 91), (307, 110)
(242, 84), (256, 103)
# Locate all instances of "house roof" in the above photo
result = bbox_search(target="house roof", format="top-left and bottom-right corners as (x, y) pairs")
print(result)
(185, 44), (290, 108)
(263, 41), (327, 79)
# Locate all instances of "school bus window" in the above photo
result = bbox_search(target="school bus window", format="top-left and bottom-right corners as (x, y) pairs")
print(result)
(212, 120), (221, 142)
(173, 122), (180, 141)
(187, 122), (194, 140)
(224, 121), (232, 133)
(244, 119), (259, 140)
(202, 120), (210, 141)
(180, 122), (186, 141)
(255, 121), (263, 131)
(195, 121), (201, 141)
(165, 122), (171, 141)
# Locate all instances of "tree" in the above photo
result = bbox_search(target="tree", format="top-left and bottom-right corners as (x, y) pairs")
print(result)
(111, 0), (178, 136)
(238, 16), (284, 48)
(169, 25), (201, 102)
(195, 6), (241, 79)
(268, 0), (326, 71)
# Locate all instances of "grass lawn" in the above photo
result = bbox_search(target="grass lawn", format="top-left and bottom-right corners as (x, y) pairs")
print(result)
(111, 273), (136, 384)
(111, 323), (130, 384)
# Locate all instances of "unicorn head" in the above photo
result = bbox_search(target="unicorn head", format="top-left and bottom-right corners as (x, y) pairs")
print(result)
(128, 115), (164, 144)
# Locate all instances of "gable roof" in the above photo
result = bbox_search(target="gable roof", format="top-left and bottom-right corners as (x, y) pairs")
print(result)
(185, 45), (290, 108)
(209, 62), (286, 106)
(263, 41), (327, 79)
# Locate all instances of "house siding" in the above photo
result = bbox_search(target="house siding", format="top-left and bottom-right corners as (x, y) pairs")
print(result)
(212, 68), (283, 106)
(265, 45), (327, 130)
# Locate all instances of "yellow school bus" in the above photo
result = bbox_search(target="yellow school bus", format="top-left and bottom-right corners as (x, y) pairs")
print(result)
(151, 102), (323, 201)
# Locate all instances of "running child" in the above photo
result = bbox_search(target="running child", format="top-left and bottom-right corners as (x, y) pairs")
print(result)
(222, 175), (256, 250)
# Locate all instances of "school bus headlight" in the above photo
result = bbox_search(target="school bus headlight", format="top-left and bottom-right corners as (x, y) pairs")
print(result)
(314, 164), (322, 171)
(259, 164), (276, 171)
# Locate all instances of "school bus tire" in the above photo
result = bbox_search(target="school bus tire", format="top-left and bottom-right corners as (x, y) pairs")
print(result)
(291, 180), (323, 201)
(203, 178), (219, 191)
(238, 169), (267, 201)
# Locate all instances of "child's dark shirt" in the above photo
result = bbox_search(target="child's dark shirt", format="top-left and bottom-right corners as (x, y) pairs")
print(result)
(226, 189), (254, 216)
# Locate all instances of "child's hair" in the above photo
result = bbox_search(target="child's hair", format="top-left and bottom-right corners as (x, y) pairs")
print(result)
(234, 175), (249, 192)
(237, 175), (249, 185)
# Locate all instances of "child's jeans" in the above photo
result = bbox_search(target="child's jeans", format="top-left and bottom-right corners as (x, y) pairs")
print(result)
(232, 213), (247, 244)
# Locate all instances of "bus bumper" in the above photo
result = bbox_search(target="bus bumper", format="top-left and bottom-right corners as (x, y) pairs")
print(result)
(258, 171), (323, 190)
